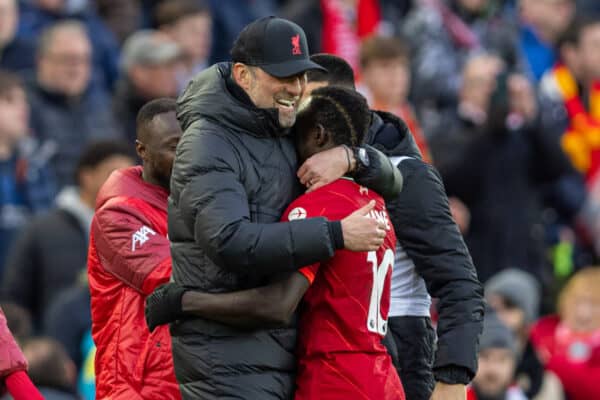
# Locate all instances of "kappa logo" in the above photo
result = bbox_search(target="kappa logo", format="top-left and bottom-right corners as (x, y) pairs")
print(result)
(288, 207), (307, 220)
(131, 225), (156, 251)
(359, 186), (369, 196)
(291, 34), (302, 55)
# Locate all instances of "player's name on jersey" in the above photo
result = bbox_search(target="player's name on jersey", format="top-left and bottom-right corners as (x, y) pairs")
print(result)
(367, 209), (391, 231)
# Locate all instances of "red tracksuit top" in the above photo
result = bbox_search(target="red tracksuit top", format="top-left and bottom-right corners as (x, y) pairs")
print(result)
(88, 166), (180, 400)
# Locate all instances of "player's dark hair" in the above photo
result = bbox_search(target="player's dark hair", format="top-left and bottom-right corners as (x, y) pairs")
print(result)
(74, 140), (133, 185)
(307, 54), (356, 89)
(297, 86), (370, 147)
(136, 98), (177, 135)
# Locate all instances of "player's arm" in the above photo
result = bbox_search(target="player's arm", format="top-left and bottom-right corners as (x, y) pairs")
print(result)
(145, 266), (317, 331)
(92, 203), (171, 295)
(297, 145), (403, 201)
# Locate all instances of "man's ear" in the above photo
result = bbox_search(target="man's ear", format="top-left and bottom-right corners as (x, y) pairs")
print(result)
(135, 139), (146, 161)
(232, 63), (251, 91)
(314, 123), (330, 147)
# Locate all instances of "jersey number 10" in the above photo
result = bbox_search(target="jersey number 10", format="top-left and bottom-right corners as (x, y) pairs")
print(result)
(366, 249), (394, 336)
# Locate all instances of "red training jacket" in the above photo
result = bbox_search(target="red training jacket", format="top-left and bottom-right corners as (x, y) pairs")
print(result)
(88, 166), (180, 400)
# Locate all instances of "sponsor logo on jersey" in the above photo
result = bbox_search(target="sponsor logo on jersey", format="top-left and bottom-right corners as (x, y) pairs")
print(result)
(132, 226), (156, 251)
(288, 207), (307, 220)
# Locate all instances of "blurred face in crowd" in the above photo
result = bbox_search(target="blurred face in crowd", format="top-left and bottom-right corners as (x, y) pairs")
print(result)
(166, 12), (212, 64)
(0, 86), (29, 144)
(136, 111), (182, 190)
(458, 0), (488, 13)
(460, 55), (504, 113)
(79, 154), (134, 206)
(362, 57), (410, 108)
(0, 0), (17, 46)
(234, 64), (306, 128)
(129, 62), (181, 99)
(38, 27), (92, 97)
(36, 0), (64, 11)
(473, 348), (517, 397)
(577, 24), (600, 83)
(487, 294), (527, 335)
(561, 290), (600, 333)
(96, 0), (141, 44)
(519, 0), (574, 43)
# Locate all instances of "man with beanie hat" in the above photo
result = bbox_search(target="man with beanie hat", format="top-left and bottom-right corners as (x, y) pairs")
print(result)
(153, 16), (403, 400)
(486, 269), (564, 399)
(468, 309), (527, 400)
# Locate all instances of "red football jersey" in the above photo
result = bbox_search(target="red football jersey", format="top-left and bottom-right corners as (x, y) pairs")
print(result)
(281, 179), (405, 400)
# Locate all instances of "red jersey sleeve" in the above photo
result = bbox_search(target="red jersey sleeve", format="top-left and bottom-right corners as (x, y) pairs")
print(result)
(281, 193), (334, 285)
(91, 203), (171, 295)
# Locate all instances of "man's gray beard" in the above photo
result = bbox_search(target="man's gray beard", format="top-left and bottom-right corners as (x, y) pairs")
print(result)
(279, 114), (296, 128)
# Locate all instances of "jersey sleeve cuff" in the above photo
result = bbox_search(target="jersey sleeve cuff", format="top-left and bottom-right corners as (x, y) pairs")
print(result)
(298, 264), (319, 284)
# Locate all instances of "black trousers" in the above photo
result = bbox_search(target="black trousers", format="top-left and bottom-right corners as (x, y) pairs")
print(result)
(383, 316), (436, 400)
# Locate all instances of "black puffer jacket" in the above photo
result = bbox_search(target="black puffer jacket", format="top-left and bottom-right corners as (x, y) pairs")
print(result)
(369, 111), (484, 400)
(168, 63), (402, 399)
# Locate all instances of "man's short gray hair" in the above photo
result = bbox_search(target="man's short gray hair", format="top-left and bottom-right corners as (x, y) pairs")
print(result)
(37, 20), (88, 57)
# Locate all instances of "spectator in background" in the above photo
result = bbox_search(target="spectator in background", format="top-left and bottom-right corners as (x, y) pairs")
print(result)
(282, 0), (381, 71)
(18, 0), (120, 93)
(1, 140), (133, 329)
(27, 21), (121, 189)
(0, 0), (36, 74)
(0, 70), (55, 274)
(95, 0), (143, 44)
(359, 35), (431, 162)
(113, 30), (182, 143)
(21, 338), (78, 400)
(430, 54), (576, 285)
(43, 271), (94, 400)
(530, 267), (600, 400)
(1, 302), (32, 342)
(155, 0), (212, 91)
(0, 306), (43, 400)
(539, 16), (600, 181)
(403, 0), (521, 121)
(468, 310), (528, 400)
(519, 0), (575, 82)
(486, 269), (565, 399)
(205, 0), (277, 63)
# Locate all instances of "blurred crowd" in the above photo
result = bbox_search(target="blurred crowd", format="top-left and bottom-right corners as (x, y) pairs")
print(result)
(1, 0), (600, 399)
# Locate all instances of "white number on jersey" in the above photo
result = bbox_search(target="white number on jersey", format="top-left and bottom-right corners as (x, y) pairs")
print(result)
(366, 249), (394, 336)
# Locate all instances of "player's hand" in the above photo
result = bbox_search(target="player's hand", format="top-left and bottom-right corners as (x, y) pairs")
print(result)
(430, 382), (466, 400)
(297, 146), (353, 192)
(145, 283), (187, 332)
(341, 200), (387, 252)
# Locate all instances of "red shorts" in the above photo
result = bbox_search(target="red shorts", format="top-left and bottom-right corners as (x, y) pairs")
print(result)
(295, 352), (405, 400)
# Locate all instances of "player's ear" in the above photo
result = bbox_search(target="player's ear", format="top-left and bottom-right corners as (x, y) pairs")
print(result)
(315, 123), (329, 147)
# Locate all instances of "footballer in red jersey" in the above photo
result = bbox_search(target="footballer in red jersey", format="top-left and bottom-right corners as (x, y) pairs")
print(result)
(283, 178), (402, 400)
(145, 86), (405, 399)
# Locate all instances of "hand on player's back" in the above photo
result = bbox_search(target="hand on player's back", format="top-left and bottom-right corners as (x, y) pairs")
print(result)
(341, 200), (387, 252)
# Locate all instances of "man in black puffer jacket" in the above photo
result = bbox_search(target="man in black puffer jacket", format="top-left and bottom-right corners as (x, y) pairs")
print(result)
(167, 18), (402, 400)
(306, 54), (485, 400)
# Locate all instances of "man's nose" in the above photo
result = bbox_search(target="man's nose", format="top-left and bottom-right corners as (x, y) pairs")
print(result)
(285, 76), (303, 97)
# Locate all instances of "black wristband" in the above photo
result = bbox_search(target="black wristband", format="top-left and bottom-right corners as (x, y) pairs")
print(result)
(328, 221), (344, 250)
(433, 365), (473, 385)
